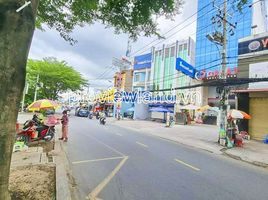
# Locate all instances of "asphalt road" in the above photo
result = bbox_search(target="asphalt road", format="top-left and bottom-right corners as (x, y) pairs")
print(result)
(65, 115), (268, 200)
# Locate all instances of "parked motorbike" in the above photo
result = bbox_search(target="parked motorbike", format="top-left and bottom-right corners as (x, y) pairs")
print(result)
(17, 117), (57, 144)
(23, 114), (42, 128)
(99, 117), (106, 125)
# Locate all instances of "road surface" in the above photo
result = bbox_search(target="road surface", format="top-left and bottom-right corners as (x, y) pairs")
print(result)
(65, 116), (268, 200)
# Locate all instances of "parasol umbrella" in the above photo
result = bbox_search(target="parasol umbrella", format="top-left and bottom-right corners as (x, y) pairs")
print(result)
(228, 109), (251, 119)
(149, 106), (173, 113)
(27, 99), (60, 111)
(197, 105), (211, 112)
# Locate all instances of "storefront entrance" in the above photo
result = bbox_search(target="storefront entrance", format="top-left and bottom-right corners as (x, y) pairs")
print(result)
(249, 97), (268, 140)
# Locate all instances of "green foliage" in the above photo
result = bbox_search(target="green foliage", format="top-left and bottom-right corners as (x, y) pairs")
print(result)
(36, 0), (184, 43)
(26, 58), (88, 101)
(233, 0), (249, 12)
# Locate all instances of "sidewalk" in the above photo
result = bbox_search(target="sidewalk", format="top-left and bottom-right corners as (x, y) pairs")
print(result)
(15, 113), (72, 200)
(109, 118), (268, 168)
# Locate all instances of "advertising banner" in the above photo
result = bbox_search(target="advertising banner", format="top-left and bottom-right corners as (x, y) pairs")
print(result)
(134, 53), (152, 70)
(238, 35), (268, 55)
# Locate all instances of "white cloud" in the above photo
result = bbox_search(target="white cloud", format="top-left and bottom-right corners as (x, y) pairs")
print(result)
(29, 0), (197, 88)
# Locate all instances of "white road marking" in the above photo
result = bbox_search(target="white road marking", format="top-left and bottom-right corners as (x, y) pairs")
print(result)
(82, 134), (126, 157)
(86, 156), (129, 200)
(72, 156), (125, 165)
(136, 141), (148, 148)
(115, 133), (122, 136)
(174, 158), (200, 171)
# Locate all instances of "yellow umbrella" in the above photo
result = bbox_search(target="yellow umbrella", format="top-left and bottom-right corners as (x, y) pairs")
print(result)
(27, 99), (60, 111)
(197, 105), (211, 112)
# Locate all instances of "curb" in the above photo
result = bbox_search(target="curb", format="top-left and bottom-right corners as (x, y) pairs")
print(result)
(221, 149), (268, 168)
(111, 121), (268, 168)
(54, 126), (73, 200)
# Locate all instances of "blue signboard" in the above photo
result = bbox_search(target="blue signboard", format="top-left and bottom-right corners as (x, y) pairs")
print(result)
(176, 57), (196, 79)
(134, 53), (152, 70)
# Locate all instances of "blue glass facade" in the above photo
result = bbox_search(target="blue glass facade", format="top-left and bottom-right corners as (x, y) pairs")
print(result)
(195, 0), (253, 72)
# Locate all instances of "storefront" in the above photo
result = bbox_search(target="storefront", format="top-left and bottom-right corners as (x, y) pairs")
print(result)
(249, 94), (268, 140)
(236, 32), (268, 140)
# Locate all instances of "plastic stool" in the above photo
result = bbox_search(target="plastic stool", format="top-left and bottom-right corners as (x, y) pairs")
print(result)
(264, 134), (268, 144)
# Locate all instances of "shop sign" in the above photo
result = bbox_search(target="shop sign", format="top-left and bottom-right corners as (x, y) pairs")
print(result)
(176, 57), (196, 78)
(195, 67), (238, 80)
(134, 53), (152, 70)
(238, 35), (268, 55)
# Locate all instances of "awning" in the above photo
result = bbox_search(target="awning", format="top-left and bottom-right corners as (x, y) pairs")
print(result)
(232, 88), (268, 93)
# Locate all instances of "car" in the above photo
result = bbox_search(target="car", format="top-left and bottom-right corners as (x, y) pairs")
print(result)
(76, 108), (89, 117)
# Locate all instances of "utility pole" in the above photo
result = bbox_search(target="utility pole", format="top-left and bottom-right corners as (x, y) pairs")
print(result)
(34, 74), (39, 102)
(219, 0), (228, 136)
(206, 0), (237, 145)
(21, 82), (28, 112)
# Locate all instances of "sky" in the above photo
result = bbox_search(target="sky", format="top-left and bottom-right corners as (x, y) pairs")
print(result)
(29, 0), (197, 90)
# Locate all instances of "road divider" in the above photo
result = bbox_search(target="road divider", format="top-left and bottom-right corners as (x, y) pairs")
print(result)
(174, 158), (200, 171)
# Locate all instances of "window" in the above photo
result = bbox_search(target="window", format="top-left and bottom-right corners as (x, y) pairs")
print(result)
(134, 73), (140, 82)
(134, 72), (145, 82)
(147, 71), (151, 81)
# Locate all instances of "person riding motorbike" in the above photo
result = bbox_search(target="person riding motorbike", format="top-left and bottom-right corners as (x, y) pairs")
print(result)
(99, 111), (106, 125)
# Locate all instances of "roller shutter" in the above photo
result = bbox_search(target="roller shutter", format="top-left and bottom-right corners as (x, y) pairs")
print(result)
(249, 98), (268, 140)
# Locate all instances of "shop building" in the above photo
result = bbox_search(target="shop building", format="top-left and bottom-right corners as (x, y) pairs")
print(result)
(148, 38), (198, 122)
(132, 53), (152, 92)
(235, 32), (268, 140)
(195, 0), (268, 107)
(113, 69), (134, 117)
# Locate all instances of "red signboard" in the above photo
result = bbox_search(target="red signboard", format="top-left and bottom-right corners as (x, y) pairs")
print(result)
(195, 67), (238, 80)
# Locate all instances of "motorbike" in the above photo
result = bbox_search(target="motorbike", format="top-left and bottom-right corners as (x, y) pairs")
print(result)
(99, 117), (106, 125)
(16, 116), (57, 144)
(23, 114), (42, 128)
(88, 112), (93, 119)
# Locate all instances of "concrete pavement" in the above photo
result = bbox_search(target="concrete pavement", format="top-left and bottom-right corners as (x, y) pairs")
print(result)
(66, 116), (268, 200)
(109, 118), (268, 167)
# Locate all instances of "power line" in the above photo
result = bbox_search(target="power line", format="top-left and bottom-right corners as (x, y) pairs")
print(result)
(130, 1), (213, 56)
(120, 53), (268, 89)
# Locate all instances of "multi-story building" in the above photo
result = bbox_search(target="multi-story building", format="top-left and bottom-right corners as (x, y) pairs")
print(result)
(151, 37), (196, 91)
(149, 37), (199, 123)
(195, 0), (268, 106)
(132, 53), (152, 91)
(113, 69), (133, 92)
(235, 32), (268, 140)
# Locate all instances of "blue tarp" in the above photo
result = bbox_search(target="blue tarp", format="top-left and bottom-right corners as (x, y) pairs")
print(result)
(149, 106), (173, 113)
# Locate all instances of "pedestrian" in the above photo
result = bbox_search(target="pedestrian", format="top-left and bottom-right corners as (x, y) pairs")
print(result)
(59, 110), (69, 142)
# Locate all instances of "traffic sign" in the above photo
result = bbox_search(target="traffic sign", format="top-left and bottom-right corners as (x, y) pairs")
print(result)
(176, 57), (196, 79)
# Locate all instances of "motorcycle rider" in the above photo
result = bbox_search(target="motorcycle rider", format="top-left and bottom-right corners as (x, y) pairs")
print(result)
(99, 111), (106, 125)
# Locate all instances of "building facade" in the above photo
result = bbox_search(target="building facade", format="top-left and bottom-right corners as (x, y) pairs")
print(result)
(151, 38), (196, 91)
(132, 53), (152, 91)
(235, 32), (268, 140)
(195, 0), (268, 106)
(149, 38), (199, 122)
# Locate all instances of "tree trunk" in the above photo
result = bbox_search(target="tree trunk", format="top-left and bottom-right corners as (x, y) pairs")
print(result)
(0, 0), (38, 198)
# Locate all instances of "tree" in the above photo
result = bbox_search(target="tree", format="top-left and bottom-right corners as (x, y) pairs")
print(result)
(26, 58), (87, 101)
(0, 0), (248, 198)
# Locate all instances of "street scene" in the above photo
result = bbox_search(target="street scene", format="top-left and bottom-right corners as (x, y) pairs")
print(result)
(1, 0), (268, 200)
